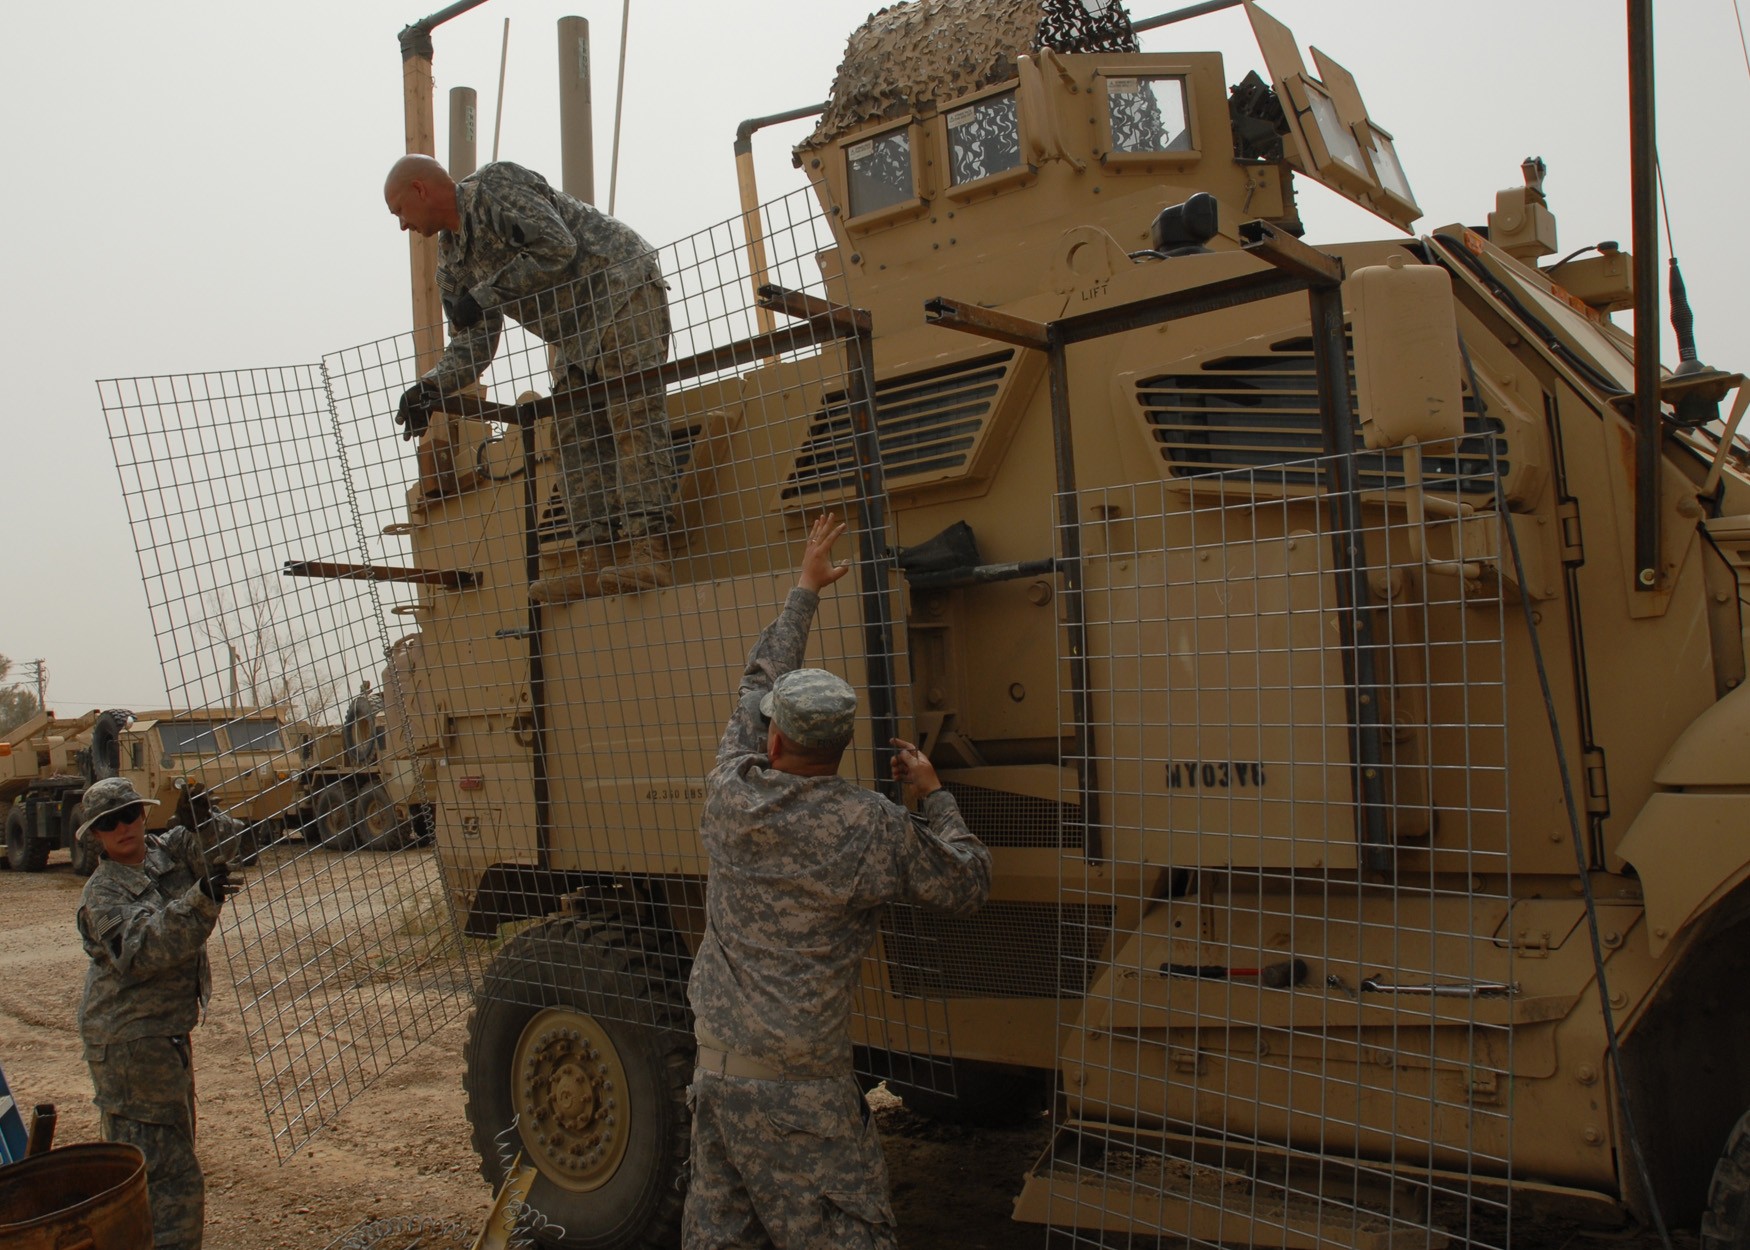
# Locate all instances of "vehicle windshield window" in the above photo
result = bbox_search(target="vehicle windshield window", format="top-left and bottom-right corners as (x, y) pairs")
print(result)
(159, 722), (220, 756)
(1106, 76), (1191, 153)
(847, 128), (913, 217)
(1305, 86), (1367, 175)
(228, 719), (284, 752)
(948, 90), (1021, 184)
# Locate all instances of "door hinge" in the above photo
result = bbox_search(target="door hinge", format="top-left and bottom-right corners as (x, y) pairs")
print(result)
(1557, 499), (1584, 566)
(1583, 747), (1610, 816)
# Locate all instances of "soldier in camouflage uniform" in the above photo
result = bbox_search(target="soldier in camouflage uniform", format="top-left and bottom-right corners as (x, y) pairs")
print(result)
(683, 513), (992, 1249)
(384, 153), (677, 597)
(75, 776), (243, 1250)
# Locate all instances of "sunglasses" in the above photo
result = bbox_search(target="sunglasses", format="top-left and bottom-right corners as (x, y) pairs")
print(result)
(92, 804), (146, 834)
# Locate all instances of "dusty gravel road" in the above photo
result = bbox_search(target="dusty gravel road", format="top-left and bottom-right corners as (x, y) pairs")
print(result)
(0, 846), (1047, 1249)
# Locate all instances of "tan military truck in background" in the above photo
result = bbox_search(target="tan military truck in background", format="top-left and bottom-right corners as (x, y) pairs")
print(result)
(1, 706), (298, 872)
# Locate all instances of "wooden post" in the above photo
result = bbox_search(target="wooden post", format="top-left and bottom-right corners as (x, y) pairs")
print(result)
(401, 26), (443, 373)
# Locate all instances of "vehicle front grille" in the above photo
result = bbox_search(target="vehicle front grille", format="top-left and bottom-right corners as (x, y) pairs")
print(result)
(1137, 335), (1505, 493)
(780, 351), (1013, 502)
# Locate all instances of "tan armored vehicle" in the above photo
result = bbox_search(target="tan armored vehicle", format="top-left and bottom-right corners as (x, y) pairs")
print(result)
(1, 706), (295, 871)
(96, 0), (1750, 1247)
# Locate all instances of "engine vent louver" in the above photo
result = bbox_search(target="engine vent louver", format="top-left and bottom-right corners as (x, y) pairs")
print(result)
(1137, 335), (1505, 493)
(781, 351), (1013, 502)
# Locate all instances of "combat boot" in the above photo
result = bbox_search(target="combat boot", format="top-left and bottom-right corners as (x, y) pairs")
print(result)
(530, 543), (611, 604)
(597, 534), (672, 594)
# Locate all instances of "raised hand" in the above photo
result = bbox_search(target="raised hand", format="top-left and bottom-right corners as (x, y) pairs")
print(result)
(798, 512), (852, 594)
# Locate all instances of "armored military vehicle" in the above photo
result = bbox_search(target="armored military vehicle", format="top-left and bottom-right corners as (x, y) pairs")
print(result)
(1, 706), (293, 872)
(97, 0), (1750, 1247)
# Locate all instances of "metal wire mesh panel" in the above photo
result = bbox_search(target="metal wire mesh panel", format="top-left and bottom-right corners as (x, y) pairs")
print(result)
(1038, 440), (1513, 1249)
(98, 186), (960, 1162)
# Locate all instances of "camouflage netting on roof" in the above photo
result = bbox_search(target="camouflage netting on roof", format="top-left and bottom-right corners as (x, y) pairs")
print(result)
(809, 0), (1139, 145)
(808, 0), (1037, 146)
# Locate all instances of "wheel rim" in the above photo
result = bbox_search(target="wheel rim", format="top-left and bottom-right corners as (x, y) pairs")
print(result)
(511, 1008), (633, 1193)
(362, 795), (394, 841)
(321, 798), (350, 843)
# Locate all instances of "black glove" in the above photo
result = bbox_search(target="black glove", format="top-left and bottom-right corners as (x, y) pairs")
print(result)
(396, 380), (440, 442)
(444, 290), (484, 329)
(200, 858), (243, 905)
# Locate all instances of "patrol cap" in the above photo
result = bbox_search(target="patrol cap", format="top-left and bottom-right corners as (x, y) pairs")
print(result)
(75, 776), (160, 840)
(760, 668), (857, 749)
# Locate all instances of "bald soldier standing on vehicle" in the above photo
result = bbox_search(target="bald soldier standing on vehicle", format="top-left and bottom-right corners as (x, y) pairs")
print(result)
(384, 154), (678, 597)
(75, 776), (243, 1250)
(683, 513), (992, 1249)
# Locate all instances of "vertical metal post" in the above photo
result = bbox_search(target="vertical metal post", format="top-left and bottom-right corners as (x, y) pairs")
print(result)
(843, 326), (902, 801)
(520, 408), (552, 868)
(557, 16), (596, 204)
(1307, 285), (1390, 872)
(1048, 330), (1100, 861)
(1628, 0), (1662, 592)
(399, 26), (445, 373)
(448, 86), (478, 179)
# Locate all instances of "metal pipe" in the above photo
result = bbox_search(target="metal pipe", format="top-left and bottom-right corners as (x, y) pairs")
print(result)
(490, 17), (510, 163)
(557, 16), (594, 203)
(519, 403), (552, 870)
(448, 87), (478, 178)
(904, 558), (1057, 591)
(734, 103), (826, 340)
(1628, 0), (1662, 592)
(398, 28), (443, 372)
(1133, 0), (1246, 34)
(1306, 283), (1391, 873)
(608, 0), (630, 214)
(1047, 329), (1101, 861)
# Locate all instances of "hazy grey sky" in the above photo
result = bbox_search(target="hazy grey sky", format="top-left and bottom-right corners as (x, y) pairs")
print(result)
(3, 0), (1746, 711)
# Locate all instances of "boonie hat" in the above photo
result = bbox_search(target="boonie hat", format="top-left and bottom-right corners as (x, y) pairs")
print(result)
(760, 668), (857, 748)
(75, 776), (160, 840)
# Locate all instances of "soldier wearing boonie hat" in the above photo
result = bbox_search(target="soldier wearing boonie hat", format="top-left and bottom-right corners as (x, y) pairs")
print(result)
(75, 775), (243, 1249)
(683, 514), (992, 1250)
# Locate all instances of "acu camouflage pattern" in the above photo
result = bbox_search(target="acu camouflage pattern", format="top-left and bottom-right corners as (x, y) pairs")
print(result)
(423, 160), (676, 542)
(75, 775), (161, 839)
(759, 667), (858, 748)
(78, 823), (218, 1250)
(684, 1073), (897, 1250)
(687, 586), (990, 1077)
(684, 585), (989, 1247)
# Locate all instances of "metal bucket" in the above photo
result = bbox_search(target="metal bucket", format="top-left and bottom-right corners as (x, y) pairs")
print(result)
(0, 1142), (153, 1250)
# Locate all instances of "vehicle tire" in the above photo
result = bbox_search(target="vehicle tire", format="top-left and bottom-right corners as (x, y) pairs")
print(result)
(354, 783), (412, 852)
(886, 1059), (1052, 1127)
(315, 784), (358, 852)
(1704, 1108), (1750, 1250)
(5, 802), (49, 872)
(463, 904), (693, 1249)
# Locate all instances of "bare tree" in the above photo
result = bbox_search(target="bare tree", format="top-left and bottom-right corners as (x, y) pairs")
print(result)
(0, 654), (42, 735)
(200, 575), (343, 724)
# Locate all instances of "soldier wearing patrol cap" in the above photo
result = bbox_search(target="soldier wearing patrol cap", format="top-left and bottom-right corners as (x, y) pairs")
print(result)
(683, 513), (992, 1250)
(75, 776), (243, 1250)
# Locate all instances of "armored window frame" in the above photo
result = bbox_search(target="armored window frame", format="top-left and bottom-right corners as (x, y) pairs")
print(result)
(1092, 68), (1200, 172)
(1360, 121), (1418, 219)
(840, 120), (931, 232)
(937, 83), (1035, 203)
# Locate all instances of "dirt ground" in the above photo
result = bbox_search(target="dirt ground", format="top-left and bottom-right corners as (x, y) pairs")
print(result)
(0, 846), (1048, 1249)
(0, 846), (1698, 1250)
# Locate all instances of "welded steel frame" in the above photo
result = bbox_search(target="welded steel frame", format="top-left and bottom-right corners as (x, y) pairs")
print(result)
(432, 285), (901, 861)
(926, 223), (1392, 869)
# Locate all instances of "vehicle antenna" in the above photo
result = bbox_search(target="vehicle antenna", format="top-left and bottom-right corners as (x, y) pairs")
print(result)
(490, 16), (509, 162)
(608, 0), (630, 214)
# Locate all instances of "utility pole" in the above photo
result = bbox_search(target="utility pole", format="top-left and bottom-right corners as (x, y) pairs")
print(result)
(24, 658), (46, 707)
